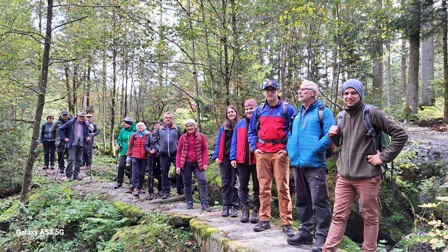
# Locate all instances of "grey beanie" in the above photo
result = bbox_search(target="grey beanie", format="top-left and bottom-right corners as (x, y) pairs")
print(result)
(124, 117), (133, 125)
(341, 79), (364, 99)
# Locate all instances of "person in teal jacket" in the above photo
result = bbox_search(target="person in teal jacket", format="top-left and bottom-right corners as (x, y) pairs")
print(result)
(286, 80), (334, 252)
(114, 117), (137, 189)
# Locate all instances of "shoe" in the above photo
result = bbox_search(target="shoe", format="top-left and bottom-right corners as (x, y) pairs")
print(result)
(282, 225), (295, 237)
(230, 207), (238, 218)
(178, 191), (184, 196)
(50, 166), (55, 170)
(43, 166), (49, 170)
(157, 191), (163, 197)
(162, 193), (168, 199)
(132, 188), (139, 197)
(187, 201), (193, 209)
(138, 189), (146, 194)
(59, 168), (64, 174)
(249, 206), (259, 223)
(241, 206), (249, 223)
(287, 233), (313, 246)
(312, 239), (325, 252)
(113, 183), (122, 189)
(221, 206), (229, 217)
(253, 221), (271, 232)
(148, 193), (154, 200)
(202, 204), (211, 212)
(74, 177), (83, 181)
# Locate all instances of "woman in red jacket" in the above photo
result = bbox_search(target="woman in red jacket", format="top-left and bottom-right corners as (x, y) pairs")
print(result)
(126, 122), (150, 197)
(176, 119), (210, 211)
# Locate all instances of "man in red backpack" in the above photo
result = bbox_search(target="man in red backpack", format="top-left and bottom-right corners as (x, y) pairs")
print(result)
(323, 79), (408, 252)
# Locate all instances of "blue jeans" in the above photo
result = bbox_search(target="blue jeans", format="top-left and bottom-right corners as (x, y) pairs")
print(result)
(181, 162), (209, 206)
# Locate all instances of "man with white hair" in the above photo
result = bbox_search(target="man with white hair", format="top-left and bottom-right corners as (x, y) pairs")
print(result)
(286, 80), (334, 252)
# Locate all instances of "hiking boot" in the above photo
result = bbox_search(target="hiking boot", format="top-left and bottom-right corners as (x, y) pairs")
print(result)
(187, 201), (193, 209)
(282, 225), (295, 237)
(43, 166), (49, 170)
(59, 168), (65, 174)
(157, 191), (163, 198)
(148, 193), (154, 200)
(202, 204), (211, 212)
(161, 193), (169, 199)
(230, 207), (238, 218)
(241, 206), (249, 223)
(132, 188), (139, 197)
(50, 166), (55, 170)
(113, 183), (122, 189)
(253, 221), (271, 232)
(138, 189), (146, 194)
(312, 238), (325, 252)
(221, 206), (229, 217)
(249, 206), (259, 223)
(287, 233), (313, 245)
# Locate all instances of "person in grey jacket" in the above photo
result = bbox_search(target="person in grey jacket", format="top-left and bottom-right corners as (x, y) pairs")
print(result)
(323, 79), (408, 252)
(154, 112), (183, 199)
(83, 113), (99, 170)
(40, 114), (56, 170)
(58, 111), (90, 181)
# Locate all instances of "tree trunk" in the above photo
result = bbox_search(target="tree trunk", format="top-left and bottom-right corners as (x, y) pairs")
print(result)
(20, 0), (53, 204)
(408, 31), (420, 115)
(421, 33), (434, 106)
(110, 9), (117, 153)
(385, 43), (392, 107)
(443, 0), (448, 123)
(187, 0), (201, 131)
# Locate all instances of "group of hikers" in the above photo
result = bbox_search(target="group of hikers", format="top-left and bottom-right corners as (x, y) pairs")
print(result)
(41, 78), (408, 252)
(40, 111), (99, 181)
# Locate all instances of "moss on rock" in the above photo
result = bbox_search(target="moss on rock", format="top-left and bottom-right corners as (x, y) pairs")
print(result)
(112, 201), (146, 224)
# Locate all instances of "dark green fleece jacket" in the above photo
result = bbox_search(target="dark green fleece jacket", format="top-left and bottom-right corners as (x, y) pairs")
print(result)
(330, 101), (408, 180)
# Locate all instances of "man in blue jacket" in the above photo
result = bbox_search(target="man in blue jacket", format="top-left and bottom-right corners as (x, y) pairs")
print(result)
(286, 80), (334, 252)
(58, 111), (90, 181)
(248, 80), (295, 237)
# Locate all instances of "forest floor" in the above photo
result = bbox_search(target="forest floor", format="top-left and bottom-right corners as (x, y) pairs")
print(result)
(38, 122), (448, 252)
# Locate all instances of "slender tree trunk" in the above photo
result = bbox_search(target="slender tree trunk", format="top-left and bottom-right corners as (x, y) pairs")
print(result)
(187, 0), (201, 131)
(200, 0), (220, 127)
(102, 42), (108, 154)
(401, 40), (407, 97)
(221, 0), (231, 106)
(65, 66), (74, 114)
(408, 31), (420, 115)
(443, 0), (448, 123)
(385, 43), (392, 107)
(20, 0), (53, 204)
(110, 9), (117, 153)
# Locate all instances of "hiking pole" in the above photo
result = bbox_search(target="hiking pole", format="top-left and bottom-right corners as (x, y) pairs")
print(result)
(391, 161), (395, 205)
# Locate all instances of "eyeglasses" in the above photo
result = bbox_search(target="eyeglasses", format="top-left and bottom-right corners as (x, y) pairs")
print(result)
(298, 88), (314, 92)
(49, 117), (54, 119)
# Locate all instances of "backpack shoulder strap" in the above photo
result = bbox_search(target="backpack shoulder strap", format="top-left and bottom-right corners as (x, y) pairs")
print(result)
(256, 102), (267, 131)
(363, 104), (380, 152)
(282, 101), (289, 121)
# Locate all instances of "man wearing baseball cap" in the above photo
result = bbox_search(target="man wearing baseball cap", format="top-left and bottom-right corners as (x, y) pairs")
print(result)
(248, 80), (296, 237)
(323, 79), (408, 252)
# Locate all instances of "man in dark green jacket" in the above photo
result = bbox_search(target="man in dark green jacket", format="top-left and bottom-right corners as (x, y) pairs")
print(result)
(323, 79), (408, 252)
(114, 117), (136, 189)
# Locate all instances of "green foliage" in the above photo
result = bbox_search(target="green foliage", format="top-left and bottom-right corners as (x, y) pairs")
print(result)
(417, 97), (445, 121)
(338, 235), (361, 251)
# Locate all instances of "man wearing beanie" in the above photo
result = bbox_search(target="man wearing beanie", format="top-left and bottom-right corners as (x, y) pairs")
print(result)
(323, 79), (408, 252)
(114, 117), (136, 189)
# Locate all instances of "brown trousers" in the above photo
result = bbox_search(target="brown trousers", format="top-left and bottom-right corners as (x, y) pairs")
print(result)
(255, 151), (293, 225)
(323, 175), (382, 252)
